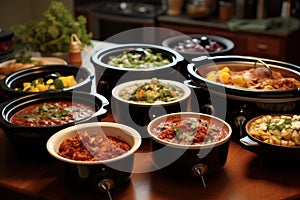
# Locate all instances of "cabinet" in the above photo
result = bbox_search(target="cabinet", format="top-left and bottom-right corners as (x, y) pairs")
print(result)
(157, 15), (300, 66)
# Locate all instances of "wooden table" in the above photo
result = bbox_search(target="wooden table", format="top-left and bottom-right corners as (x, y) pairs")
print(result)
(1, 112), (300, 200)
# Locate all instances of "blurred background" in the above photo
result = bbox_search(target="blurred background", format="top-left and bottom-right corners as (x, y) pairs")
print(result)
(0, 0), (73, 30)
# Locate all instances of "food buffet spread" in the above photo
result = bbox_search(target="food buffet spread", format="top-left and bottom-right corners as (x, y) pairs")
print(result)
(0, 2), (300, 194)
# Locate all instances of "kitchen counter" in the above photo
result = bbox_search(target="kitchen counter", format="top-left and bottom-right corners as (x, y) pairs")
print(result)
(157, 14), (299, 37)
(1, 111), (300, 200)
(1, 39), (300, 199)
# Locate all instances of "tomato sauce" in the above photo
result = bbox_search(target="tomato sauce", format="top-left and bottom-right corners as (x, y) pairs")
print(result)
(10, 102), (95, 127)
(151, 117), (228, 145)
(58, 130), (131, 161)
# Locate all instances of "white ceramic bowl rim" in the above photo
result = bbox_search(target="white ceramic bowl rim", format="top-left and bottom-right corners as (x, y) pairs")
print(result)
(111, 79), (191, 106)
(147, 112), (232, 149)
(46, 122), (142, 165)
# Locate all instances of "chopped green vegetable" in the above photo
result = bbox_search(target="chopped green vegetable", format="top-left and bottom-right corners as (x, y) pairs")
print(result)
(108, 48), (171, 69)
(54, 79), (64, 89)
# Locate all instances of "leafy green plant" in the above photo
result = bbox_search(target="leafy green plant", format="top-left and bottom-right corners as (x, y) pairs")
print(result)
(10, 1), (92, 54)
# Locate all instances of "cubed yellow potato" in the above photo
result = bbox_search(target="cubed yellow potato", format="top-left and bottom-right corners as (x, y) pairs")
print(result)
(34, 79), (41, 85)
(270, 135), (281, 145)
(264, 139), (269, 143)
(58, 77), (68, 87)
(281, 140), (288, 146)
(281, 130), (292, 141)
(249, 130), (259, 136)
(36, 84), (48, 92)
(23, 82), (31, 88)
(206, 71), (217, 82)
(218, 72), (231, 84)
(258, 129), (267, 135)
(288, 140), (296, 146)
(219, 67), (230, 73)
(293, 136), (300, 145)
(46, 79), (54, 85)
(263, 85), (275, 90)
(23, 86), (31, 92)
(261, 135), (271, 141)
(255, 118), (263, 124)
(59, 76), (77, 87)
(231, 76), (246, 87)
(66, 75), (77, 86)
(29, 86), (39, 92)
(48, 85), (56, 90)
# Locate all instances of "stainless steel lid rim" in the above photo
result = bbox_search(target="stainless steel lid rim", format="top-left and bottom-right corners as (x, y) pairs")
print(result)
(203, 55), (300, 69)
(187, 55), (300, 102)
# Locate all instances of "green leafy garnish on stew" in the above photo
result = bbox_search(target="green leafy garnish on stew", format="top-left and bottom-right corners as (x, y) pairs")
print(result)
(10, 102), (95, 127)
(107, 48), (171, 69)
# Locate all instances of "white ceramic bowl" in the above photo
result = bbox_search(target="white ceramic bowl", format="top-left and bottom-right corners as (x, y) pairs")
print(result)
(112, 79), (191, 106)
(46, 122), (142, 192)
(47, 122), (141, 164)
(111, 79), (192, 137)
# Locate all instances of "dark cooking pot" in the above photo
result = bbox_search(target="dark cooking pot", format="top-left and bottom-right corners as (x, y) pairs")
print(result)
(187, 55), (300, 139)
(0, 65), (94, 101)
(147, 112), (232, 186)
(0, 91), (108, 157)
(47, 122), (142, 193)
(240, 114), (300, 165)
(162, 34), (234, 61)
(187, 55), (300, 103)
(91, 43), (188, 99)
(111, 79), (191, 138)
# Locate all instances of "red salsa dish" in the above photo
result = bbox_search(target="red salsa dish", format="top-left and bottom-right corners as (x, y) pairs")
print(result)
(10, 102), (95, 127)
(58, 130), (131, 161)
(151, 116), (228, 145)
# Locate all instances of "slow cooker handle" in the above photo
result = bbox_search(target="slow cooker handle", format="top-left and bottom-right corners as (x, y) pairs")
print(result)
(97, 178), (114, 200)
(234, 115), (247, 137)
(201, 104), (215, 116)
(192, 164), (208, 188)
(92, 92), (109, 117)
(240, 136), (261, 155)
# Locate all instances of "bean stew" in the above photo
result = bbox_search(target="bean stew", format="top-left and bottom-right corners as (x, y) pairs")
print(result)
(151, 116), (228, 145)
(10, 102), (95, 126)
(58, 130), (131, 161)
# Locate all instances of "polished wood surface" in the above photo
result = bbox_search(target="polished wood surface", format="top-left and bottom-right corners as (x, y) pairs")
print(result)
(1, 112), (300, 200)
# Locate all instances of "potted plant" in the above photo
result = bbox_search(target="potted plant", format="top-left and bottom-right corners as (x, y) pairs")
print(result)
(10, 1), (92, 56)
